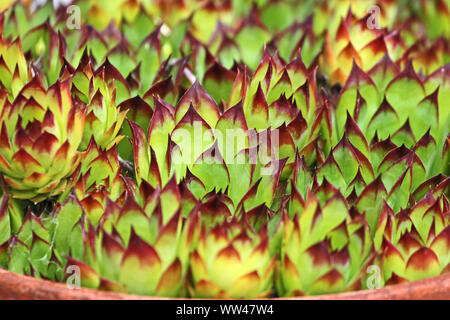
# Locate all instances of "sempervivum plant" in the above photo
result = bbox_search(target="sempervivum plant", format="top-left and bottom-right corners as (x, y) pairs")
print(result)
(278, 187), (375, 296)
(189, 218), (276, 298)
(0, 0), (448, 299)
(374, 194), (450, 285)
(37, 190), (190, 297)
(78, 80), (127, 151)
(0, 77), (85, 202)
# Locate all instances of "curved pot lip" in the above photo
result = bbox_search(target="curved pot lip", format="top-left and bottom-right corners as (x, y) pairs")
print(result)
(0, 268), (449, 300)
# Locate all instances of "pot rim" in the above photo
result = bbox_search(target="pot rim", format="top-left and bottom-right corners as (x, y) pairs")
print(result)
(0, 268), (449, 300)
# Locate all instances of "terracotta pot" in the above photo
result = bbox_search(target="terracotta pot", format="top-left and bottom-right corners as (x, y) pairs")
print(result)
(0, 268), (449, 300)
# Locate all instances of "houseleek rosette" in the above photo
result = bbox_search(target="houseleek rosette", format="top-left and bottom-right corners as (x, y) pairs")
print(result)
(278, 189), (374, 296)
(0, 77), (85, 202)
(189, 219), (276, 298)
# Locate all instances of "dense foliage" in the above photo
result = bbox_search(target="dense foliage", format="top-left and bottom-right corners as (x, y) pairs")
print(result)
(0, 0), (448, 298)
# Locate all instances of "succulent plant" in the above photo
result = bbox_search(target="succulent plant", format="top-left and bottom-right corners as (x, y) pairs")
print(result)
(189, 218), (276, 298)
(79, 79), (127, 151)
(0, 0), (448, 300)
(375, 194), (450, 284)
(278, 188), (375, 296)
(0, 77), (85, 202)
(49, 190), (189, 297)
